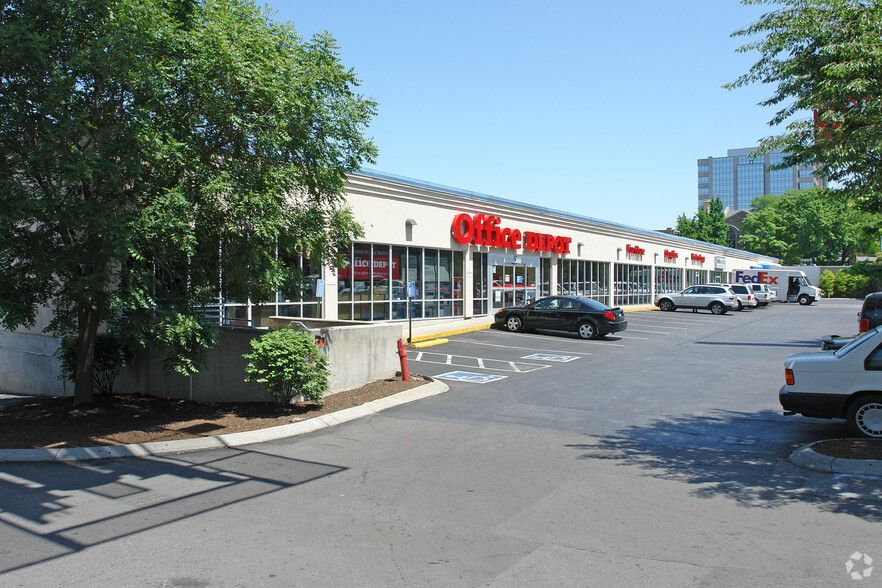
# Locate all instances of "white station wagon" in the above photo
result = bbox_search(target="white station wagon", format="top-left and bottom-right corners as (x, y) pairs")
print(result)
(780, 327), (882, 438)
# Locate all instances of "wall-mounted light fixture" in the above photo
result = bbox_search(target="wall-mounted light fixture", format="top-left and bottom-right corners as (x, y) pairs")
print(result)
(616, 247), (623, 261)
(577, 242), (585, 256)
(405, 218), (417, 242)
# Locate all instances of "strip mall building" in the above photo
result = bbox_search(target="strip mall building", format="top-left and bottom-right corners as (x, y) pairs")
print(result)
(223, 170), (778, 327)
(1, 168), (781, 397)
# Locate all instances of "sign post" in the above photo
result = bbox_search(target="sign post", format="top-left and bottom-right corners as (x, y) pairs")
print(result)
(407, 281), (417, 343)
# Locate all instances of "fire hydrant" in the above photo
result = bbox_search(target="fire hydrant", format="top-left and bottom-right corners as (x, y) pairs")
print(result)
(397, 338), (410, 382)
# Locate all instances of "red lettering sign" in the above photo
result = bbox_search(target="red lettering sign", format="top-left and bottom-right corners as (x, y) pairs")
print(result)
(451, 214), (570, 254)
(626, 244), (645, 256)
(690, 253), (705, 263)
(664, 249), (678, 259)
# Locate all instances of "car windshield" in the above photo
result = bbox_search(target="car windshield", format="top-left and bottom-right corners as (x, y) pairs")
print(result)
(835, 328), (881, 357)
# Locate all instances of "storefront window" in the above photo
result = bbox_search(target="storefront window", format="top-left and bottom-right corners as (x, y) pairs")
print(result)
(709, 270), (727, 284)
(614, 263), (651, 306)
(473, 252), (488, 316)
(654, 267), (683, 295)
(337, 243), (466, 322)
(685, 269), (707, 286)
(424, 249), (438, 301)
(224, 251), (323, 327)
(540, 258), (551, 298)
(557, 260), (610, 306)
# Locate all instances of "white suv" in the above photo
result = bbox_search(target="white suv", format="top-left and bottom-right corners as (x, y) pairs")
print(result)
(654, 284), (739, 315)
(748, 283), (772, 306)
(722, 284), (757, 311)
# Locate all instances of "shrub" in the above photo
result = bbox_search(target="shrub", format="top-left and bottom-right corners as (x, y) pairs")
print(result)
(818, 270), (835, 297)
(828, 261), (882, 298)
(243, 328), (329, 404)
(59, 333), (134, 395)
(833, 270), (871, 298)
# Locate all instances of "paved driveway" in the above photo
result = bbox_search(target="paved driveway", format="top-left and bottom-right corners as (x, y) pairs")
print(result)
(0, 299), (878, 587)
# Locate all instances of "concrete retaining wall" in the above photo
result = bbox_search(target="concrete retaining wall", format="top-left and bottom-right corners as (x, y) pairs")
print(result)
(115, 320), (402, 403)
(0, 330), (66, 397)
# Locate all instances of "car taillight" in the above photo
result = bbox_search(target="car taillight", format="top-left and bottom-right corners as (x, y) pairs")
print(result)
(860, 318), (869, 332)
(785, 368), (794, 386)
(604, 311), (616, 320)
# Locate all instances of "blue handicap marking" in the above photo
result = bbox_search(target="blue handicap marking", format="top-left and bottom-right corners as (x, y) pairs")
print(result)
(434, 371), (508, 384)
(522, 354), (579, 363)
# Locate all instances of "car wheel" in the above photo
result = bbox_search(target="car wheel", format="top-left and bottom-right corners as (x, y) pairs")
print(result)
(735, 300), (743, 311)
(658, 299), (675, 312)
(577, 321), (597, 340)
(847, 395), (882, 438)
(710, 301), (726, 315)
(505, 315), (524, 333)
(798, 294), (811, 305)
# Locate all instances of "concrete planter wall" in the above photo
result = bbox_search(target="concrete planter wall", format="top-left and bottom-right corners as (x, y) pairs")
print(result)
(116, 320), (402, 403)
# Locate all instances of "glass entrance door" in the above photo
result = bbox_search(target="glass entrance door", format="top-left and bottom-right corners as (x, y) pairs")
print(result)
(491, 262), (539, 310)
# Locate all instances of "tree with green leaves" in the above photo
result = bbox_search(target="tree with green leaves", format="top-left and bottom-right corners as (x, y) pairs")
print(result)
(0, 0), (377, 405)
(728, 0), (882, 211)
(739, 188), (875, 264)
(675, 198), (730, 246)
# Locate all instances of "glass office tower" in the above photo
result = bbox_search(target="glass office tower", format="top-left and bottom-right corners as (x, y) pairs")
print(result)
(697, 147), (826, 212)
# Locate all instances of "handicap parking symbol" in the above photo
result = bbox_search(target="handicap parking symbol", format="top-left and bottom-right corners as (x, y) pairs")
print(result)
(434, 371), (508, 384)
(522, 354), (579, 363)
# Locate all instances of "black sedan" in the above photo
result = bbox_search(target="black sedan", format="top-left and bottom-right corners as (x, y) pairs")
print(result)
(493, 296), (628, 340)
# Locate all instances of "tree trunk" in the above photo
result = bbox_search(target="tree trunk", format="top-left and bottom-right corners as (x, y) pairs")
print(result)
(74, 298), (100, 406)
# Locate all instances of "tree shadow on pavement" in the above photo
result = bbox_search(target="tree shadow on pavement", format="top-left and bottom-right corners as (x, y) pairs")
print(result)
(566, 409), (882, 522)
(0, 448), (347, 574)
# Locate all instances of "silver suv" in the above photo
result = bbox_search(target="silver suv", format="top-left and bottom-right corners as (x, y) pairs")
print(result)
(654, 284), (739, 315)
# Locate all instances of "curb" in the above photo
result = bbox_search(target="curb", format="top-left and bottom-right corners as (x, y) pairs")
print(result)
(0, 380), (449, 463)
(788, 440), (882, 477)
(409, 323), (492, 343)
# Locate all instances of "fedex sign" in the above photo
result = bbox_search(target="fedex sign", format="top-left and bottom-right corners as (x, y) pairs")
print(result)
(734, 270), (779, 285)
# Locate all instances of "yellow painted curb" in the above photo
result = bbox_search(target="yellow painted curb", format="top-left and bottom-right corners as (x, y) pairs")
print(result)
(411, 338), (449, 348)
(409, 323), (492, 343)
(624, 306), (658, 313)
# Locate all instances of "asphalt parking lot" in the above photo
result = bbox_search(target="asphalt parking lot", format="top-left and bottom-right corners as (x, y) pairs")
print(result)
(2, 299), (877, 587)
(407, 299), (862, 444)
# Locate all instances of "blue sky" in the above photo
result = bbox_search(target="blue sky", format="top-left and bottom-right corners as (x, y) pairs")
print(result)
(270, 0), (783, 231)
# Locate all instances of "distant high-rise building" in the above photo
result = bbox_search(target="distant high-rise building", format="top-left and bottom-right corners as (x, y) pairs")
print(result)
(697, 147), (826, 212)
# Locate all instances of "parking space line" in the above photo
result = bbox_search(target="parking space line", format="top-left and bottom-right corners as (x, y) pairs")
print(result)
(624, 321), (689, 330)
(410, 351), (549, 373)
(625, 329), (672, 335)
(639, 319), (702, 326)
(452, 340), (593, 356)
(483, 330), (625, 347)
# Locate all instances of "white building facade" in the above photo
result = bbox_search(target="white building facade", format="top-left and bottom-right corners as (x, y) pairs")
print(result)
(223, 170), (780, 328)
(0, 169), (782, 397)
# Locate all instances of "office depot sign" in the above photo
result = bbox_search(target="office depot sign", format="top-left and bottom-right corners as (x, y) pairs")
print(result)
(451, 213), (573, 254)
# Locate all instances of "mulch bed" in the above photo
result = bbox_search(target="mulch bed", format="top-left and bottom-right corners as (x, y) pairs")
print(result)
(0, 375), (430, 450)
(810, 438), (882, 460)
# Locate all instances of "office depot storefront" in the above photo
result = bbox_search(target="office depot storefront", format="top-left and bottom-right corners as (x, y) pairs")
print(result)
(224, 170), (778, 327)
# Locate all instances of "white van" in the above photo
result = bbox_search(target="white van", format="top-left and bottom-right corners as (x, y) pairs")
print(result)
(731, 269), (821, 305)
